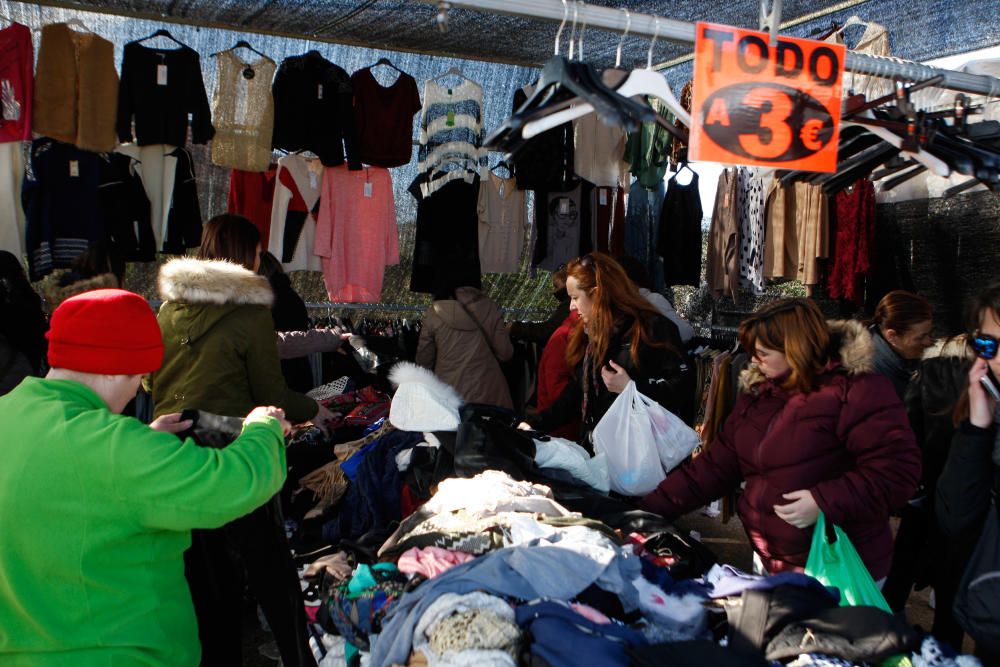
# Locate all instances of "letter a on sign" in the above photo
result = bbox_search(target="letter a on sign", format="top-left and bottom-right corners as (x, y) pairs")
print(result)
(689, 22), (846, 172)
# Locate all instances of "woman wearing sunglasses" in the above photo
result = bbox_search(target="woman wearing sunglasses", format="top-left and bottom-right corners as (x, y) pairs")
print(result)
(936, 284), (1000, 658)
(520, 252), (693, 452)
(642, 298), (920, 582)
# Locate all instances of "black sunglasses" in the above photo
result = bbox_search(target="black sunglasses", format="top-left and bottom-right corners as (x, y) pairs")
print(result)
(971, 332), (999, 360)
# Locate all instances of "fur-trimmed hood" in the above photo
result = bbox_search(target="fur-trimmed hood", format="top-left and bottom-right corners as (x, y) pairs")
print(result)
(388, 361), (463, 432)
(739, 319), (874, 392)
(158, 257), (273, 307)
(921, 334), (974, 361)
(44, 272), (119, 309)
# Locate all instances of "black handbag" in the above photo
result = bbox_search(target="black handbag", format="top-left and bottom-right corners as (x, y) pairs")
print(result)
(954, 496), (1000, 652)
(453, 403), (536, 479)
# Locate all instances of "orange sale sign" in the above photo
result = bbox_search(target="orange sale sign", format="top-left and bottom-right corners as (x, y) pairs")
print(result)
(689, 22), (847, 172)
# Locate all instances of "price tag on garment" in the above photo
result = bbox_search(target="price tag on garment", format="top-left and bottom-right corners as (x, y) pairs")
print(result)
(309, 170), (318, 189)
(689, 22), (846, 173)
(69, 160), (79, 178)
(558, 198), (569, 215)
(157, 64), (168, 86)
(317, 84), (324, 100)
(599, 189), (608, 206)
(363, 181), (373, 198)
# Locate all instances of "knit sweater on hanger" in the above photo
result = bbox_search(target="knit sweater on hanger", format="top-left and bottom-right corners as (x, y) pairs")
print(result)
(413, 78), (487, 199)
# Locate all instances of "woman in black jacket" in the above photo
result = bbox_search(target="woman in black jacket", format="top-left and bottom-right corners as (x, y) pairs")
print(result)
(521, 252), (693, 451)
(936, 283), (1000, 659)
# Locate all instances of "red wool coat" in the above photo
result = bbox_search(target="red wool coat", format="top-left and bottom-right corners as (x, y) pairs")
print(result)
(641, 320), (920, 580)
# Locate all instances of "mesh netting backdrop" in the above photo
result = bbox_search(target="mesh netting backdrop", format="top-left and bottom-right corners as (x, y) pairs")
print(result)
(0, 1), (559, 314)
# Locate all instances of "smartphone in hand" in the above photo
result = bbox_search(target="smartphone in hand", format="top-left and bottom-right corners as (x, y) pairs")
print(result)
(980, 367), (1000, 402)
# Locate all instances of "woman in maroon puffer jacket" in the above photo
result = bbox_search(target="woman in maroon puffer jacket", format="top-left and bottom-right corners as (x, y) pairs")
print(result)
(641, 298), (921, 581)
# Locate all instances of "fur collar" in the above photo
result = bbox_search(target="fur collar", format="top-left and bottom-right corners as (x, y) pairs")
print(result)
(739, 319), (874, 392)
(158, 257), (273, 307)
(922, 334), (974, 361)
(44, 272), (119, 309)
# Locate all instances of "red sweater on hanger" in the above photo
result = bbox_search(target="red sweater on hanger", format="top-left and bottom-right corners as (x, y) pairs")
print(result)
(228, 166), (278, 245)
(827, 178), (876, 304)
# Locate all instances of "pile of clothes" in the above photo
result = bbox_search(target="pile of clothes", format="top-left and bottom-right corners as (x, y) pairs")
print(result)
(281, 363), (981, 667)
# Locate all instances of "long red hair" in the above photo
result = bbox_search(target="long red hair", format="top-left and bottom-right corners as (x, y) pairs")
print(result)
(564, 252), (676, 372)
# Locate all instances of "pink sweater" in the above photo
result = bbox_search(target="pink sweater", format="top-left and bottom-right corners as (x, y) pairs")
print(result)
(315, 165), (399, 303)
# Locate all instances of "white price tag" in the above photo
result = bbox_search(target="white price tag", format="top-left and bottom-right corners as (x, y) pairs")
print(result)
(363, 182), (373, 198)
(317, 84), (324, 100)
(558, 198), (569, 215)
(157, 64), (168, 86)
(599, 189), (608, 206)
(69, 160), (79, 178)
(309, 170), (318, 189)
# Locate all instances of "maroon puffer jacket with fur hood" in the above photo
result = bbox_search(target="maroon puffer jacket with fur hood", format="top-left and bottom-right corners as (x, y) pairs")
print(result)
(641, 320), (920, 580)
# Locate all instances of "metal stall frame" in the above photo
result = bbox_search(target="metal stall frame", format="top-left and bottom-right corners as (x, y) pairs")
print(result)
(423, 0), (1000, 97)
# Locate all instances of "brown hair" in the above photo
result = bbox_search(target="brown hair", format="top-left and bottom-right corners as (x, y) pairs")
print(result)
(565, 252), (676, 371)
(739, 298), (831, 393)
(872, 290), (933, 335)
(954, 282), (1000, 423)
(198, 214), (260, 271)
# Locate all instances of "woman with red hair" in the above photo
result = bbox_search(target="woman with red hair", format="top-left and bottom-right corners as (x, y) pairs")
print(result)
(522, 252), (692, 451)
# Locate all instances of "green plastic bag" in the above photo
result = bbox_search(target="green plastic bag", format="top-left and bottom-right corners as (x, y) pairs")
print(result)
(804, 512), (891, 612)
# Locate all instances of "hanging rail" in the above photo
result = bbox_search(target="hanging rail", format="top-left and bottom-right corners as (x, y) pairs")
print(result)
(421, 0), (1000, 98)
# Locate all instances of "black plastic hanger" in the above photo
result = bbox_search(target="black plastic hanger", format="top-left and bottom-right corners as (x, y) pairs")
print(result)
(486, 56), (653, 152)
(881, 164), (927, 191)
(211, 40), (272, 62)
(135, 28), (187, 49)
(371, 57), (402, 73)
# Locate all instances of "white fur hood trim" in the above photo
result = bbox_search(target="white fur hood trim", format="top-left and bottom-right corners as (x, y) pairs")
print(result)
(158, 257), (273, 307)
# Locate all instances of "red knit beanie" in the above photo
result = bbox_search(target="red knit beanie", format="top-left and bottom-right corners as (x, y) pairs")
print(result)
(47, 288), (164, 374)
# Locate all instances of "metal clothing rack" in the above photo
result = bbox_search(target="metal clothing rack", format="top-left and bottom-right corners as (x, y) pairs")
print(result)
(424, 0), (1000, 98)
(304, 303), (553, 319)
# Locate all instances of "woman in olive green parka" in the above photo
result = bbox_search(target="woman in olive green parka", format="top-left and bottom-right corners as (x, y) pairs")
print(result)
(149, 220), (320, 423)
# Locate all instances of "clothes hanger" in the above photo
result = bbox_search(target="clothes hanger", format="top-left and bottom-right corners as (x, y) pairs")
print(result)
(871, 156), (918, 180)
(211, 40), (272, 62)
(430, 66), (466, 86)
(943, 177), (984, 197)
(520, 17), (690, 140)
(843, 111), (951, 177)
(485, 0), (652, 150)
(828, 15), (869, 42)
(135, 28), (186, 48)
(63, 18), (92, 32)
(371, 57), (402, 73)
(881, 163), (927, 190)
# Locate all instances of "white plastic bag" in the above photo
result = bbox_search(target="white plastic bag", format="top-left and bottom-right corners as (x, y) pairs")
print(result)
(592, 381), (700, 496)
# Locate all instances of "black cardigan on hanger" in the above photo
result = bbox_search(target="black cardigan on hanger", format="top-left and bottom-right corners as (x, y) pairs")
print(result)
(116, 41), (215, 147)
(271, 50), (362, 169)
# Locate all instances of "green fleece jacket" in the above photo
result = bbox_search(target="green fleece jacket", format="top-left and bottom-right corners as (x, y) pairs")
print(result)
(0, 377), (286, 665)
(148, 257), (318, 422)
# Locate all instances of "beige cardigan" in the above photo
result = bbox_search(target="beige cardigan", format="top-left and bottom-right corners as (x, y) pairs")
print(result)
(33, 23), (118, 152)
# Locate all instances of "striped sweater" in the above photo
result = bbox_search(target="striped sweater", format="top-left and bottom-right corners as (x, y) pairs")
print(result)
(415, 78), (487, 198)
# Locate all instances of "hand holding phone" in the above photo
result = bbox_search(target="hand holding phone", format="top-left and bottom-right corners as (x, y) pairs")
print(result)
(980, 367), (1000, 402)
(969, 357), (1000, 428)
